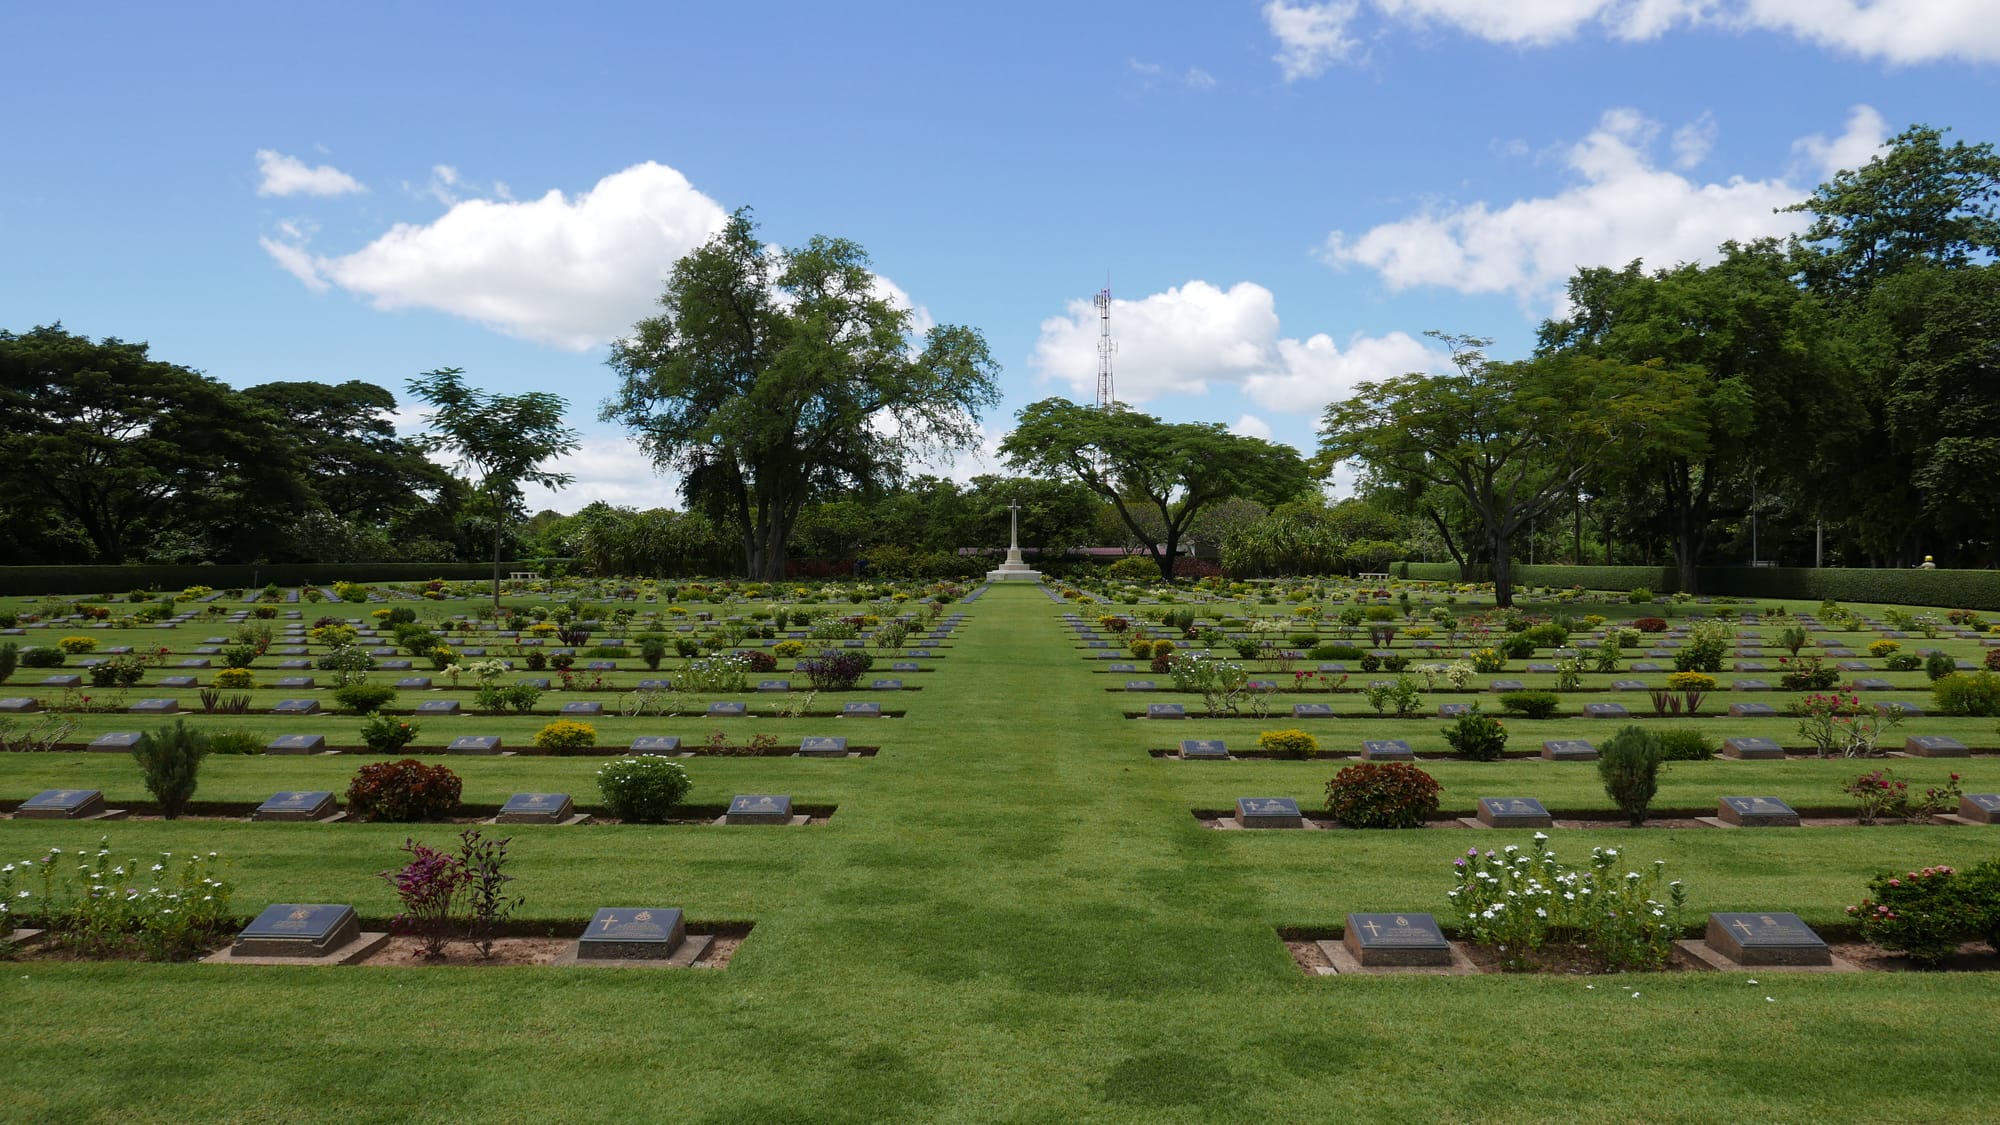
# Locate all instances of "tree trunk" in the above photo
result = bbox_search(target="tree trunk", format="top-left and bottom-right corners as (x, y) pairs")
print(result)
(491, 518), (504, 610)
(1490, 529), (1515, 609)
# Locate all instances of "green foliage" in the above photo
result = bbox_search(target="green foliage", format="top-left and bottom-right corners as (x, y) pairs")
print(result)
(1930, 671), (2000, 716)
(1323, 762), (1442, 829)
(1169, 652), (1249, 716)
(0, 640), (13, 683)
(1255, 728), (1319, 758)
(1848, 860), (2000, 969)
(1926, 650), (1958, 682)
(1597, 726), (1664, 826)
(532, 720), (598, 751)
(1497, 691), (1560, 719)
(19, 646), (64, 668)
(1310, 642), (1364, 661)
(1654, 728), (1715, 762)
(332, 681), (398, 714)
(346, 759), (462, 822)
(474, 682), (543, 714)
(131, 720), (209, 819)
(595, 755), (692, 823)
(1441, 707), (1508, 760)
(360, 711), (420, 753)
(1450, 836), (1688, 972)
(205, 729), (264, 755)
(1778, 655), (1840, 692)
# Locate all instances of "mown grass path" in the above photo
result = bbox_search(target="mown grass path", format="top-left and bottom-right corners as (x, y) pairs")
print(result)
(3, 585), (2000, 1123)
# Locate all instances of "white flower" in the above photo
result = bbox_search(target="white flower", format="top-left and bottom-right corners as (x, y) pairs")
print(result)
(151, 864), (164, 873)
(1533, 832), (1548, 841)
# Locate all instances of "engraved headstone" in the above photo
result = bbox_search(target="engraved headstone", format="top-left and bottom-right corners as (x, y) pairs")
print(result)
(272, 699), (320, 715)
(496, 792), (576, 824)
(1583, 702), (1628, 719)
(14, 788), (109, 819)
(1438, 703), (1471, 718)
(1852, 678), (1892, 691)
(1146, 703), (1186, 720)
(1361, 739), (1414, 761)
(842, 702), (882, 718)
(799, 736), (849, 757)
(1293, 703), (1335, 719)
(1343, 912), (1452, 967)
(447, 735), (503, 755)
(1727, 702), (1777, 717)
(0, 698), (36, 714)
(1541, 739), (1598, 761)
(265, 733), (327, 754)
(1476, 797), (1553, 829)
(1957, 794), (2000, 824)
(1490, 679), (1524, 692)
(253, 790), (338, 822)
(1705, 912), (1830, 966)
(869, 679), (903, 690)
(274, 677), (315, 689)
(1123, 681), (1157, 692)
(1179, 739), (1229, 760)
(629, 736), (681, 753)
(576, 907), (686, 960)
(37, 675), (82, 689)
(756, 679), (791, 692)
(1876, 701), (1924, 717)
(1731, 679), (1770, 691)
(1904, 735), (1968, 757)
(87, 732), (143, 751)
(232, 904), (361, 957)
(1609, 679), (1646, 691)
(707, 702), (747, 718)
(1722, 736), (1784, 760)
(1718, 795), (1800, 827)
(1235, 796), (1304, 829)
(560, 701), (603, 716)
(416, 700), (460, 715)
(129, 698), (179, 713)
(725, 794), (793, 826)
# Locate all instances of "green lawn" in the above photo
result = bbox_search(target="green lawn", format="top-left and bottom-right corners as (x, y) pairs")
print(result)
(3, 585), (1999, 1123)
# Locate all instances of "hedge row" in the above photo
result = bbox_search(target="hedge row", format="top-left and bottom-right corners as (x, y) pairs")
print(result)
(1393, 562), (2000, 610)
(0, 561), (562, 597)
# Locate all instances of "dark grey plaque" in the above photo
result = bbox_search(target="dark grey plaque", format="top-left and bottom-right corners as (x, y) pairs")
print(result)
(1293, 703), (1335, 719)
(1583, 702), (1627, 718)
(1853, 678), (1892, 690)
(0, 698), (37, 713)
(87, 732), (142, 751)
(272, 699), (320, 715)
(869, 679), (903, 690)
(1146, 703), (1186, 720)
(636, 679), (670, 691)
(1490, 679), (1524, 691)
(1957, 794), (2000, 824)
(587, 661), (616, 672)
(1610, 679), (1646, 691)
(177, 658), (211, 668)
(1540, 739), (1598, 761)
(1235, 796), (1303, 829)
(1718, 795), (1800, 827)
(158, 676), (198, 688)
(707, 702), (747, 717)
(1722, 736), (1784, 760)
(395, 677), (433, 689)
(630, 736), (681, 752)
(380, 660), (414, 671)
(1180, 739), (1229, 760)
(15, 788), (108, 819)
(274, 677), (315, 689)
(756, 679), (791, 692)
(1438, 703), (1471, 718)
(842, 702), (882, 718)
(1123, 680), (1157, 692)
(560, 701), (603, 716)
(416, 700), (461, 715)
(576, 907), (686, 960)
(1876, 702), (1924, 717)
(233, 903), (361, 956)
(265, 733), (327, 754)
(1706, 912), (1830, 966)
(725, 793), (793, 826)
(38, 675), (82, 689)
(890, 662), (920, 672)
(1727, 702), (1777, 717)
(1904, 735), (1969, 757)
(253, 790), (337, 821)
(448, 735), (503, 755)
(129, 698), (179, 713)
(1361, 739), (1413, 761)
(1732, 679), (1770, 691)
(1476, 797), (1553, 829)
(1344, 912), (1452, 966)
(496, 792), (576, 824)
(799, 736), (849, 756)
(275, 660), (312, 671)
(1631, 662), (1662, 672)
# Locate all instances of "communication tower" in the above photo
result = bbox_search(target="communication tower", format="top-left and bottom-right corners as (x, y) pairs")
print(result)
(1094, 286), (1115, 408)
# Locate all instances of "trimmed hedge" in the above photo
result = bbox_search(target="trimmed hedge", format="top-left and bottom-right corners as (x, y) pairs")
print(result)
(0, 561), (562, 597)
(1394, 561), (2000, 611)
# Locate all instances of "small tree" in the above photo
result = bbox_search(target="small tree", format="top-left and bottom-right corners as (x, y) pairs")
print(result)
(1598, 725), (1664, 826)
(406, 368), (579, 607)
(131, 719), (209, 819)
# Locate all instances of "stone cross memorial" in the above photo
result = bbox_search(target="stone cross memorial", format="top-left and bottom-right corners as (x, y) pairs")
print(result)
(1475, 797), (1553, 829)
(1343, 912), (1452, 967)
(1235, 797), (1304, 829)
(576, 907), (687, 960)
(1541, 739), (1598, 761)
(985, 502), (1043, 583)
(1718, 795), (1800, 827)
(724, 794), (794, 826)
(1361, 739), (1413, 761)
(1705, 912), (1831, 966)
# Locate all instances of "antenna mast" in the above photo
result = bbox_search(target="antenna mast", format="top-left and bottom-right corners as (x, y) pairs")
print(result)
(1093, 286), (1115, 408)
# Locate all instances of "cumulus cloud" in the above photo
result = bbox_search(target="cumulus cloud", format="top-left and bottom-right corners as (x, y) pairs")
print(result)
(1671, 111), (1717, 169)
(537, 434), (678, 513)
(255, 149), (365, 197)
(1229, 414), (1274, 439)
(1323, 107), (1888, 308)
(1267, 0), (2000, 68)
(1031, 280), (1444, 414)
(1264, 1), (1361, 80)
(261, 162), (730, 350)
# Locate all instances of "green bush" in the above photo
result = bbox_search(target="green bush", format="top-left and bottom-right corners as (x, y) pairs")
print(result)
(19, 647), (65, 668)
(1105, 556), (1160, 582)
(220, 644), (260, 670)
(1932, 671), (2000, 717)
(1598, 726), (1664, 826)
(1848, 861), (1994, 969)
(131, 720), (210, 818)
(533, 720), (598, 751)
(1324, 762), (1441, 829)
(0, 640), (14, 683)
(1626, 587), (1654, 603)
(596, 756), (692, 823)
(637, 634), (668, 670)
(1926, 650), (1958, 682)
(360, 711), (420, 753)
(1499, 635), (1536, 659)
(1885, 653), (1924, 671)
(1256, 729), (1319, 758)
(332, 681), (399, 714)
(1310, 642), (1364, 661)
(1516, 622), (1569, 649)
(1441, 707), (1508, 760)
(205, 729), (265, 755)
(1655, 728), (1715, 761)
(346, 759), (462, 821)
(1498, 691), (1560, 719)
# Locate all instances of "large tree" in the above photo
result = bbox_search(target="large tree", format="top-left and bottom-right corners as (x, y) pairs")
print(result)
(405, 367), (579, 605)
(603, 208), (1001, 580)
(1319, 334), (1691, 607)
(243, 380), (449, 528)
(0, 324), (304, 563)
(1000, 399), (1312, 581)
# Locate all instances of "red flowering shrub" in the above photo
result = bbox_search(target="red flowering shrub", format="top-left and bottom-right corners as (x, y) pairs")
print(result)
(1324, 762), (1442, 828)
(1632, 617), (1669, 633)
(736, 649), (779, 674)
(1847, 862), (1998, 968)
(346, 759), (462, 822)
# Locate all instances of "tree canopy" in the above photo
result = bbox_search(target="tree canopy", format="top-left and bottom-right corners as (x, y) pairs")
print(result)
(603, 208), (1001, 580)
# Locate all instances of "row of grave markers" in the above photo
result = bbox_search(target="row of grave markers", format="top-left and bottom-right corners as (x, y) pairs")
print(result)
(1169, 735), (1977, 759)
(9, 787), (809, 826)
(1225, 793), (2000, 828)
(1333, 910), (1838, 969)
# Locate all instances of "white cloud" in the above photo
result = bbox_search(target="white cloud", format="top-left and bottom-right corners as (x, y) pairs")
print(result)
(262, 161), (730, 350)
(1671, 111), (1717, 169)
(1229, 413), (1274, 440)
(1268, 0), (2000, 69)
(1794, 105), (1890, 179)
(255, 149), (365, 197)
(1264, 1), (1361, 80)
(1186, 67), (1218, 90)
(538, 435), (677, 513)
(1324, 107), (1888, 308)
(1031, 280), (1445, 414)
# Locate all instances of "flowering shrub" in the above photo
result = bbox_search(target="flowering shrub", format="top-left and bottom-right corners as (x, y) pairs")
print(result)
(1469, 647), (1506, 674)
(1847, 862), (1997, 968)
(1672, 620), (1733, 673)
(1324, 762), (1441, 828)
(1449, 835), (1687, 972)
(532, 720), (598, 752)
(1256, 728), (1319, 758)
(1442, 708), (1508, 760)
(773, 640), (805, 659)
(1632, 617), (1668, 632)
(595, 756), (692, 823)
(4, 838), (233, 960)
(1777, 655), (1839, 692)
(333, 682), (398, 714)
(1169, 652), (1249, 716)
(677, 654), (749, 694)
(346, 759), (462, 822)
(736, 649), (779, 674)
(1868, 640), (1902, 658)
(380, 837), (467, 959)
(1843, 768), (1962, 824)
(1497, 691), (1560, 720)
(89, 655), (148, 688)
(1932, 672), (2000, 717)
(56, 636), (98, 654)
(798, 649), (868, 691)
(359, 711), (419, 753)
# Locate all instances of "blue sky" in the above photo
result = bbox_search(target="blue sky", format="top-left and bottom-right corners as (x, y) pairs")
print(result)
(5, 2), (1997, 511)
